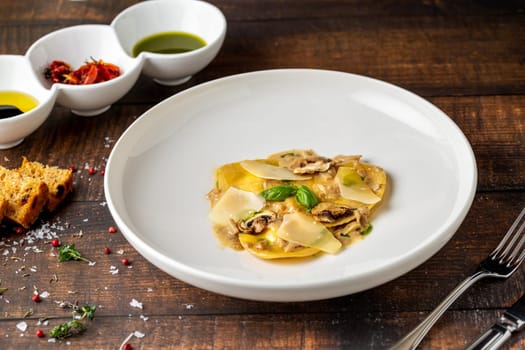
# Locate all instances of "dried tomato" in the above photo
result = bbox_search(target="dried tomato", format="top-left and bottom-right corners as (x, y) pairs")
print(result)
(44, 58), (121, 85)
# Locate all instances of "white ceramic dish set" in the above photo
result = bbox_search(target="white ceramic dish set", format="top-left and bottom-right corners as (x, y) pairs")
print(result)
(0, 0), (226, 148)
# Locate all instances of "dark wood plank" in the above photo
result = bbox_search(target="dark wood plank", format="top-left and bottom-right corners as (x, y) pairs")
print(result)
(1, 0), (523, 23)
(1, 3), (524, 96)
(0, 310), (523, 349)
(0, 0), (132, 23)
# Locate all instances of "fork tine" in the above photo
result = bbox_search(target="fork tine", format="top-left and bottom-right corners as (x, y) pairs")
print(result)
(515, 246), (525, 265)
(492, 207), (525, 259)
(508, 219), (525, 264)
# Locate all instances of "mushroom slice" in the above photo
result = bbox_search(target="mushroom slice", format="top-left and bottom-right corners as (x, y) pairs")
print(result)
(311, 202), (355, 226)
(269, 149), (332, 175)
(237, 210), (277, 234)
(292, 158), (332, 175)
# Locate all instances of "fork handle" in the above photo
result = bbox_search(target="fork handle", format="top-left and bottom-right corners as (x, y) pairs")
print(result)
(390, 270), (488, 350)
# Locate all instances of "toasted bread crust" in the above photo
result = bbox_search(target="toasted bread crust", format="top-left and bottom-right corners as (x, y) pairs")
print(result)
(18, 157), (73, 211)
(0, 158), (73, 228)
(0, 166), (49, 228)
(0, 195), (7, 222)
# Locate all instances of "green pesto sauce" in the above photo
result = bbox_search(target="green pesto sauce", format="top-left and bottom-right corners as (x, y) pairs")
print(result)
(132, 31), (207, 56)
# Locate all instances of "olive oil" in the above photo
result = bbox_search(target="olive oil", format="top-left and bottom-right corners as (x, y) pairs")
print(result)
(0, 91), (39, 119)
(132, 31), (206, 56)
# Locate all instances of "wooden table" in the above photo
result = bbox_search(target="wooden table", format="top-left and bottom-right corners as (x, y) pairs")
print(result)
(1, 1), (524, 349)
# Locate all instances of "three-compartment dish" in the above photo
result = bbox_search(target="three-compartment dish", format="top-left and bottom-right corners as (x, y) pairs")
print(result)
(0, 0), (226, 148)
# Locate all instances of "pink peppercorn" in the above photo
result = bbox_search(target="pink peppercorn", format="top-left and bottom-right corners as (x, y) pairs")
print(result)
(51, 239), (60, 247)
(88, 167), (96, 175)
(104, 247), (111, 254)
(32, 293), (41, 302)
(122, 258), (130, 266)
(108, 226), (117, 233)
(35, 329), (44, 338)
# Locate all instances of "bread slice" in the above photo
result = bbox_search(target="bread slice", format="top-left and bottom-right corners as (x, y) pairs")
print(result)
(0, 195), (8, 222)
(17, 157), (73, 212)
(0, 166), (49, 228)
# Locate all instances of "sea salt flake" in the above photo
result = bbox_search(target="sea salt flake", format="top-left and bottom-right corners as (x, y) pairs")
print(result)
(134, 331), (145, 338)
(88, 261), (96, 266)
(130, 299), (143, 309)
(37, 319), (49, 326)
(40, 291), (50, 298)
(140, 315), (149, 321)
(16, 321), (27, 332)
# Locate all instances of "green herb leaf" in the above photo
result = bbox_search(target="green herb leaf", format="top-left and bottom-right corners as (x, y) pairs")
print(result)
(260, 185), (297, 201)
(361, 224), (373, 236)
(76, 305), (96, 320)
(58, 244), (90, 263)
(49, 320), (87, 339)
(295, 185), (318, 210)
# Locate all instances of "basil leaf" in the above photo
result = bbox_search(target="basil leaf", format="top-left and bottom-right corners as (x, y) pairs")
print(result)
(260, 185), (297, 201)
(295, 185), (318, 210)
(361, 224), (373, 236)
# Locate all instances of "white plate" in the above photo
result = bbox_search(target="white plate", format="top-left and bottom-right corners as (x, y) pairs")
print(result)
(105, 69), (477, 302)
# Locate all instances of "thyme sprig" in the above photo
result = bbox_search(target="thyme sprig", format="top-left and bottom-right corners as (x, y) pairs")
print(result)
(49, 319), (87, 339)
(76, 304), (96, 320)
(49, 303), (97, 339)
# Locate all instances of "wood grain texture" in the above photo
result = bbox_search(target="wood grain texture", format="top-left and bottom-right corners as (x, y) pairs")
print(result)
(0, 0), (524, 349)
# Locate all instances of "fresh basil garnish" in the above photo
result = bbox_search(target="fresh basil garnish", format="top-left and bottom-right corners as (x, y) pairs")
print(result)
(295, 185), (318, 210)
(260, 185), (297, 201)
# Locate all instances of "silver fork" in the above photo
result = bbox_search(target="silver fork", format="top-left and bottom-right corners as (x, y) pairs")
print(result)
(390, 207), (525, 350)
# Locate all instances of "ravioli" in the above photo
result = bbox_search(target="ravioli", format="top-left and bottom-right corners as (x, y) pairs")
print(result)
(206, 149), (387, 259)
